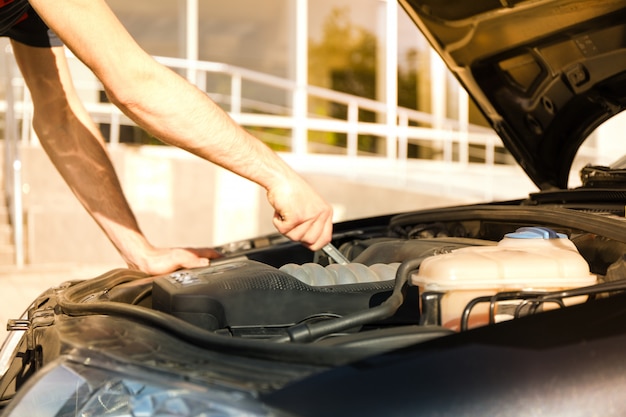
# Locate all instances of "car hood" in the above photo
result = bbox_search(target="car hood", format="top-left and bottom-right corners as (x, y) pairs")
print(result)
(399, 0), (626, 190)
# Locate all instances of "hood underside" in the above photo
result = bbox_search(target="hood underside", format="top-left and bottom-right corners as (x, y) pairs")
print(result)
(399, 0), (626, 190)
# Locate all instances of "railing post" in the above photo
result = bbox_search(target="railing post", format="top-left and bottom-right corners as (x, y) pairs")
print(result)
(292, 0), (308, 155)
(384, 0), (398, 160)
(443, 129), (453, 163)
(183, 0), (199, 83)
(231, 73), (242, 116)
(3, 48), (11, 203)
(109, 110), (120, 148)
(397, 110), (408, 160)
(4, 45), (24, 267)
(458, 87), (469, 164)
(11, 159), (23, 267)
(347, 101), (358, 157)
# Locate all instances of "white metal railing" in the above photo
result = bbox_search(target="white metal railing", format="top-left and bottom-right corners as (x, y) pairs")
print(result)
(3, 47), (24, 267)
(2, 48), (504, 266)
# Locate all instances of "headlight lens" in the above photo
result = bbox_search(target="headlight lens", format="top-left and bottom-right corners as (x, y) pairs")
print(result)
(1, 358), (285, 417)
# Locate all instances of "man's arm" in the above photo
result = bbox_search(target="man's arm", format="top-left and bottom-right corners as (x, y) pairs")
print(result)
(12, 41), (221, 274)
(28, 0), (333, 250)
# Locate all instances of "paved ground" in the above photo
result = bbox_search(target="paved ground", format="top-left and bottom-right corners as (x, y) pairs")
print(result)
(0, 263), (122, 345)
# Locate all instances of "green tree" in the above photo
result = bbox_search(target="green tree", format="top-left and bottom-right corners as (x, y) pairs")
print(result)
(309, 7), (377, 94)
(308, 7), (379, 154)
(398, 48), (418, 110)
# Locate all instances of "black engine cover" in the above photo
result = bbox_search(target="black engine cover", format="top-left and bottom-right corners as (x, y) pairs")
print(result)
(152, 260), (418, 332)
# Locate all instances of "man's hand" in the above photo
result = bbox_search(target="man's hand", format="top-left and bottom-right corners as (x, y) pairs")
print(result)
(126, 246), (223, 276)
(267, 176), (333, 251)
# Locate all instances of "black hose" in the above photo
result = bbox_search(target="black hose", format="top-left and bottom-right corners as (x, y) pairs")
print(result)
(273, 257), (426, 343)
(55, 269), (415, 366)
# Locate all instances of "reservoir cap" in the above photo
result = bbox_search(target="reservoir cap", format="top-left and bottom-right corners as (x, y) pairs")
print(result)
(505, 226), (567, 240)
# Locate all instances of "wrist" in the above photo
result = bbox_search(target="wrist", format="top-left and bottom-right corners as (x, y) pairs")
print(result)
(106, 227), (155, 271)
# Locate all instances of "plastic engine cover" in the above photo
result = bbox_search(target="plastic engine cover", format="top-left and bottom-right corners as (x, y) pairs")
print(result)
(152, 260), (418, 333)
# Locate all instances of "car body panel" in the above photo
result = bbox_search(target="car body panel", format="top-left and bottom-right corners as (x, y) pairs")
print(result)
(400, 0), (626, 189)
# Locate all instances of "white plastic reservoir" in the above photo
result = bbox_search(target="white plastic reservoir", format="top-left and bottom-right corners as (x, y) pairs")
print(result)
(411, 227), (597, 330)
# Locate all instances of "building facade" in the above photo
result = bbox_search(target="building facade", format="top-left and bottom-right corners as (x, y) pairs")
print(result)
(105, 0), (489, 148)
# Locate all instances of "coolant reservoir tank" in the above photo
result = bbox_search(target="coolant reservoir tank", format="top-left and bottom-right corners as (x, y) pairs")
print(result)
(411, 227), (597, 330)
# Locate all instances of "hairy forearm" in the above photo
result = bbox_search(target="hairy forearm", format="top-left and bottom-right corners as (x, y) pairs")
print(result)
(10, 40), (151, 266)
(104, 64), (296, 192)
(33, 109), (153, 265)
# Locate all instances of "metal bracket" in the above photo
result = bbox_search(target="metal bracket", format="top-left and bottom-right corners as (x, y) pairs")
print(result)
(6, 319), (30, 332)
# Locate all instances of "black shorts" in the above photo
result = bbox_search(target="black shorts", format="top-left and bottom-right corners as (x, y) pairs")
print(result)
(2, 5), (62, 48)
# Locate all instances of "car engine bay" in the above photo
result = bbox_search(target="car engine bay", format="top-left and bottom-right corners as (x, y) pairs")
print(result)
(54, 191), (626, 364)
(2, 186), (626, 417)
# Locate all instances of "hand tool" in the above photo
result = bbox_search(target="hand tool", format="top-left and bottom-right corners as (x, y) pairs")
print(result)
(322, 243), (350, 265)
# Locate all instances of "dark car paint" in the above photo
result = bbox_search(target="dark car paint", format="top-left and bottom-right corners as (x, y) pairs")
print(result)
(265, 291), (626, 416)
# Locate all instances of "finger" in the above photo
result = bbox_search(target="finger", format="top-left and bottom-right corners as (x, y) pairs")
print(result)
(280, 211), (332, 250)
(297, 216), (327, 248)
(273, 209), (298, 236)
(179, 256), (210, 270)
(306, 216), (333, 251)
(280, 220), (311, 243)
(177, 247), (224, 271)
(184, 247), (223, 260)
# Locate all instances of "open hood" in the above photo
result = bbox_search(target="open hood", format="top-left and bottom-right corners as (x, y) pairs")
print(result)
(399, 0), (626, 190)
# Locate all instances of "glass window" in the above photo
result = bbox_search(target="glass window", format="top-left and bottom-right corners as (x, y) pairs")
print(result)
(106, 0), (183, 57)
(308, 0), (378, 95)
(198, 0), (291, 77)
(397, 6), (430, 111)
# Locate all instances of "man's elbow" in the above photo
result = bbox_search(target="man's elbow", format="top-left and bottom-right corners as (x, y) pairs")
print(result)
(104, 86), (143, 121)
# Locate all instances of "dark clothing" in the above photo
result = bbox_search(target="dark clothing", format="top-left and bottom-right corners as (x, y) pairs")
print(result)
(0, 0), (61, 47)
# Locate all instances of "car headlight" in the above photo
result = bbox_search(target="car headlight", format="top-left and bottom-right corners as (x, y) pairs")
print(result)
(1, 357), (287, 417)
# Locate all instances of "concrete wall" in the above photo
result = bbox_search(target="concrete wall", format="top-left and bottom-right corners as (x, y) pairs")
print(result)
(18, 144), (483, 267)
(22, 145), (220, 266)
